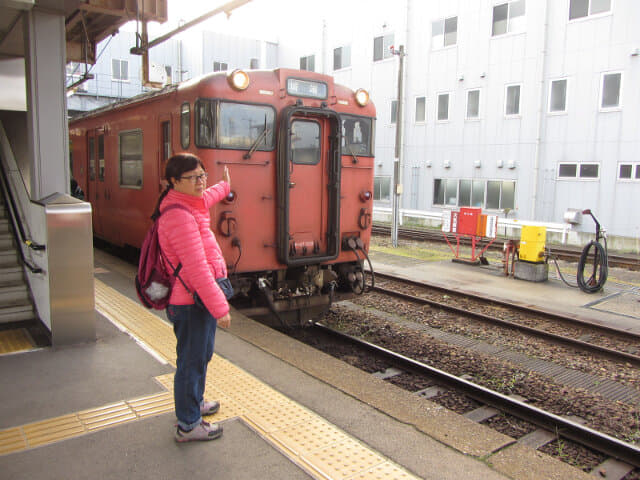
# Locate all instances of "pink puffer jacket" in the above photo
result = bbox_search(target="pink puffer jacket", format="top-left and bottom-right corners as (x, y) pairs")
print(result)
(157, 181), (231, 319)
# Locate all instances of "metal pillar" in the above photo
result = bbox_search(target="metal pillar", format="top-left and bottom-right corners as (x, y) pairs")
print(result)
(391, 45), (406, 248)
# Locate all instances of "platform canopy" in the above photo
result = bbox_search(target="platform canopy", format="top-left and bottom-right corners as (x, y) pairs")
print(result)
(0, 0), (167, 64)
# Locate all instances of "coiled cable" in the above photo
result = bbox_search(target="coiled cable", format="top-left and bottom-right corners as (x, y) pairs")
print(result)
(577, 238), (608, 293)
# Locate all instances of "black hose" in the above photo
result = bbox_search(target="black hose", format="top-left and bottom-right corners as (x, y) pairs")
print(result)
(577, 238), (608, 293)
(550, 255), (579, 289)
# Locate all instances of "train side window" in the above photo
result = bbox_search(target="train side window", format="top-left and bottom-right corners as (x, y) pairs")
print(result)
(195, 99), (215, 148)
(291, 120), (320, 165)
(98, 134), (105, 181)
(218, 102), (275, 150)
(119, 130), (143, 188)
(161, 121), (171, 162)
(341, 115), (373, 156)
(180, 103), (190, 149)
(88, 136), (95, 181)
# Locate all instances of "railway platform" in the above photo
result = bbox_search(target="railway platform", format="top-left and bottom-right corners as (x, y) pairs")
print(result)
(0, 247), (629, 479)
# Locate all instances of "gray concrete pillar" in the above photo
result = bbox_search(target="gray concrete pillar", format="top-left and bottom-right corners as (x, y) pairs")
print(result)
(23, 8), (69, 200)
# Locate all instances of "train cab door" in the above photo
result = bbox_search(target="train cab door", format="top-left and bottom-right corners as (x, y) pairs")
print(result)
(277, 107), (341, 267)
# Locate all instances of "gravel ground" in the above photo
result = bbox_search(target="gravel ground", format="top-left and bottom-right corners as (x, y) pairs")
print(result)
(352, 288), (640, 393)
(290, 304), (640, 475)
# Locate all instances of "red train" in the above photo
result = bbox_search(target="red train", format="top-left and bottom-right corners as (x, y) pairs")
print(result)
(69, 68), (376, 325)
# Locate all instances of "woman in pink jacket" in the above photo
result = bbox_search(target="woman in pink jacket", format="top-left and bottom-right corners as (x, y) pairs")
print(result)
(154, 153), (232, 442)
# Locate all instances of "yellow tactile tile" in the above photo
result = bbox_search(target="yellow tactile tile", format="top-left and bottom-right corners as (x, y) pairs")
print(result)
(302, 438), (387, 480)
(0, 428), (26, 455)
(0, 329), (34, 355)
(0, 279), (420, 479)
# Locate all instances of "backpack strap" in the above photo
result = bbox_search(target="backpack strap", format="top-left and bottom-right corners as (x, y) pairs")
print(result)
(158, 203), (195, 296)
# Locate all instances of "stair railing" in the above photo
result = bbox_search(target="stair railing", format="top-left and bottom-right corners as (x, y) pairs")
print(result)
(0, 140), (45, 275)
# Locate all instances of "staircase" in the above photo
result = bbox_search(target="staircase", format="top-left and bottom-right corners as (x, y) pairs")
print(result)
(0, 196), (37, 327)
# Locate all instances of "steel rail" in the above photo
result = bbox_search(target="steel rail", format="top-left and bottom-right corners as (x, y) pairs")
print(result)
(312, 323), (640, 467)
(371, 283), (640, 366)
(374, 271), (640, 342)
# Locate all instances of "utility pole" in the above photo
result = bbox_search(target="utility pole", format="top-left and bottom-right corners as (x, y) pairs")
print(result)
(391, 45), (406, 248)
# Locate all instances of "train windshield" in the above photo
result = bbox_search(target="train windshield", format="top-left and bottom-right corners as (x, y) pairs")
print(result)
(341, 115), (373, 156)
(218, 102), (275, 150)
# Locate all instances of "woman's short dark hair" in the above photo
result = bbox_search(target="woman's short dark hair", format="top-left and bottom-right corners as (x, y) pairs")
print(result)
(165, 153), (205, 186)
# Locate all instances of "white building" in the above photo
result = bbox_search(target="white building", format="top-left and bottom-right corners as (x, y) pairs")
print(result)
(288, 0), (639, 243)
(67, 0), (640, 243)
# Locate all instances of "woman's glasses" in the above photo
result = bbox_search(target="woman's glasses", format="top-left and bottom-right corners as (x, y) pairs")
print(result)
(180, 172), (208, 183)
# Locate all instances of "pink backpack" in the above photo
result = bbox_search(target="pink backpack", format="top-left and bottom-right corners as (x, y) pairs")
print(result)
(135, 204), (190, 309)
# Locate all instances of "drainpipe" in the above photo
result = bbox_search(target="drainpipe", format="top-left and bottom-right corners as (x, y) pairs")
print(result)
(531, 0), (551, 220)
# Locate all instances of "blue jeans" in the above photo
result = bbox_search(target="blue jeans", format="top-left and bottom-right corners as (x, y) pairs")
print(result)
(166, 304), (217, 431)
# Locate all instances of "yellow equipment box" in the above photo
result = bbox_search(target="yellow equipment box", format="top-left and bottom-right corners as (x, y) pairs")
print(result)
(519, 225), (546, 263)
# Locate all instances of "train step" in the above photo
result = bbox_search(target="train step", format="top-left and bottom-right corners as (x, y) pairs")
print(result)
(0, 304), (36, 325)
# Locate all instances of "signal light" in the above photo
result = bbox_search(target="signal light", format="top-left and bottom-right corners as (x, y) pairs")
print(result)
(355, 88), (369, 107)
(228, 70), (250, 91)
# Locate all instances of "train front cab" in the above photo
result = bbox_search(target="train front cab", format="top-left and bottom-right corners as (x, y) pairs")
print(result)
(261, 90), (375, 325)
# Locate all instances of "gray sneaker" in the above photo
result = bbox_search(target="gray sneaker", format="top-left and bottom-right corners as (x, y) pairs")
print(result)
(200, 400), (220, 416)
(175, 421), (223, 442)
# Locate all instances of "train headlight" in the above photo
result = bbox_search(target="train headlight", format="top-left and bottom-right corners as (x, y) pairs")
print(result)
(228, 70), (250, 91)
(355, 88), (369, 107)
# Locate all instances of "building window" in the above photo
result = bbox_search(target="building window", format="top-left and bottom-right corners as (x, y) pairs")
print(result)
(299, 55), (315, 71)
(437, 93), (450, 121)
(112, 59), (129, 81)
(558, 163), (600, 179)
(466, 89), (480, 119)
(618, 164), (640, 180)
(374, 176), (391, 201)
(119, 130), (143, 187)
(415, 97), (426, 123)
(569, 0), (611, 20)
(391, 100), (398, 124)
(432, 16), (458, 48)
(433, 179), (514, 209)
(505, 84), (521, 116)
(180, 103), (190, 149)
(373, 34), (394, 61)
(213, 61), (228, 72)
(600, 72), (622, 110)
(492, 0), (526, 36)
(333, 46), (351, 70)
(549, 79), (568, 113)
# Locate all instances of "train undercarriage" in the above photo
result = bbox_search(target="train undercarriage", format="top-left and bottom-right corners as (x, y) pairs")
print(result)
(231, 260), (374, 328)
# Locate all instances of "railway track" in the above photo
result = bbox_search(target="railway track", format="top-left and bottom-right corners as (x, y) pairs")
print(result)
(372, 272), (640, 367)
(372, 223), (640, 271)
(309, 322), (640, 472)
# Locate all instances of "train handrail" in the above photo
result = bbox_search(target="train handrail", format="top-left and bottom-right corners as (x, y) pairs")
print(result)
(0, 159), (45, 274)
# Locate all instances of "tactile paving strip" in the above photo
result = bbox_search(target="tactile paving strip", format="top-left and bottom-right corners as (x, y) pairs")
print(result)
(0, 391), (173, 455)
(0, 329), (35, 355)
(0, 279), (420, 479)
